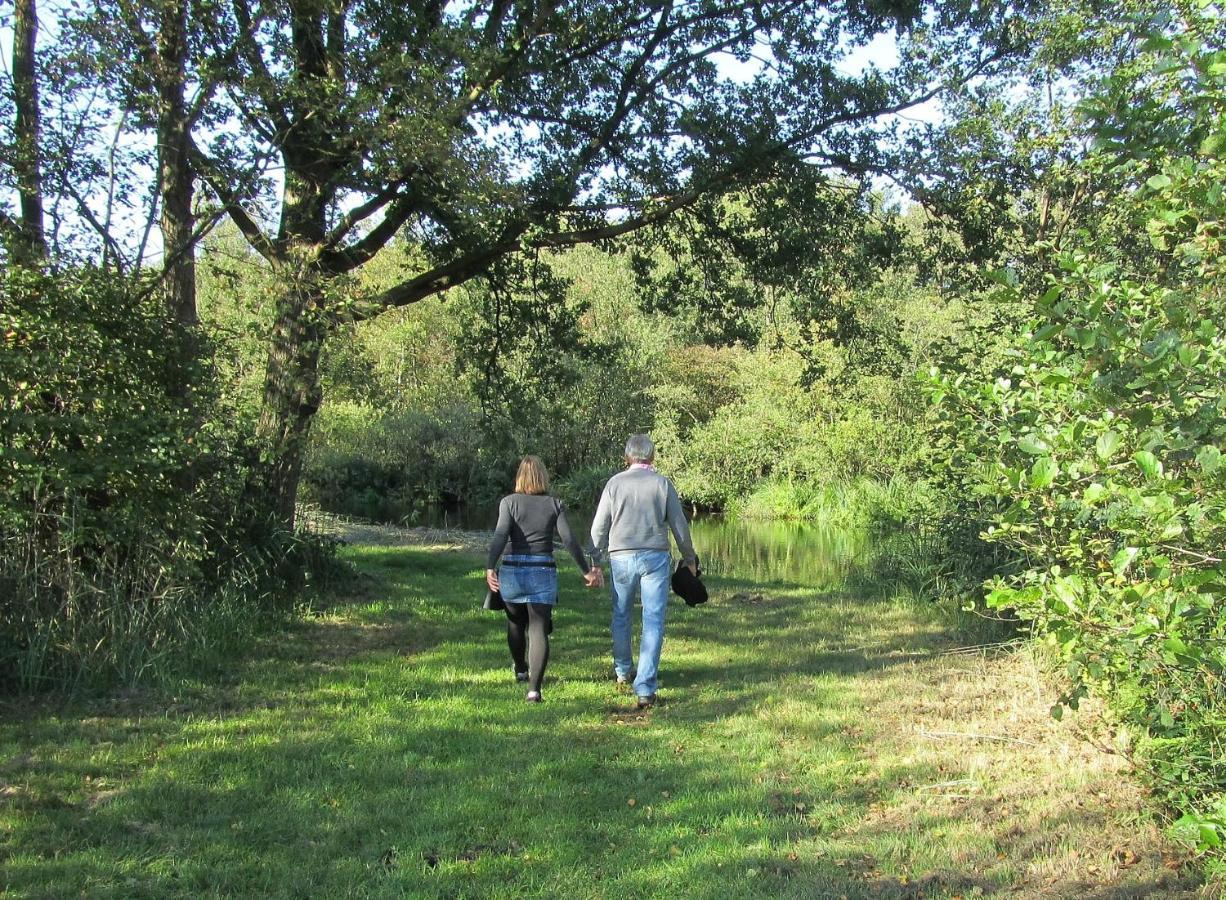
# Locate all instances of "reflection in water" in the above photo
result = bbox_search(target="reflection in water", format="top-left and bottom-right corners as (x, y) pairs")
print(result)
(402, 503), (867, 588)
(690, 517), (867, 587)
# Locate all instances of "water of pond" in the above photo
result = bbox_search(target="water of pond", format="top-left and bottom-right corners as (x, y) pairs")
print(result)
(401, 503), (868, 587)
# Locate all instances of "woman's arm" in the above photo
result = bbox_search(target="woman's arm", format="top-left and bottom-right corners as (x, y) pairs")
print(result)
(558, 501), (603, 587)
(555, 502), (590, 573)
(486, 497), (512, 571)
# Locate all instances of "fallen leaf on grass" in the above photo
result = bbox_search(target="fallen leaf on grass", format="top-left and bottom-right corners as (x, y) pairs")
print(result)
(1111, 846), (1139, 867)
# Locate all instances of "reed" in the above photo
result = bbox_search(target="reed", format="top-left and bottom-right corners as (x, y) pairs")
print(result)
(0, 508), (339, 693)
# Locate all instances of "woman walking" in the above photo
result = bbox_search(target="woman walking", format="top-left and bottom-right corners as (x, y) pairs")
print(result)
(486, 456), (602, 702)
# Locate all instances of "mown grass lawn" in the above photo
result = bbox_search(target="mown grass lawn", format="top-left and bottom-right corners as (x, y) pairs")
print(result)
(0, 543), (1205, 898)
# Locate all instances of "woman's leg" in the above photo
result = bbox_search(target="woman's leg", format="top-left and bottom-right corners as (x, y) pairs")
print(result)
(504, 602), (529, 676)
(525, 603), (553, 693)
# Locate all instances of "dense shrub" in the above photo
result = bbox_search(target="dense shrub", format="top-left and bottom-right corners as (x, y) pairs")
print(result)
(0, 267), (336, 690)
(659, 337), (937, 517)
(302, 401), (501, 520)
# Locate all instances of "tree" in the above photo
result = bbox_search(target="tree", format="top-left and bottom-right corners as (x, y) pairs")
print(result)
(153, 0), (199, 326)
(7, 0), (47, 262)
(73, 0), (1028, 528)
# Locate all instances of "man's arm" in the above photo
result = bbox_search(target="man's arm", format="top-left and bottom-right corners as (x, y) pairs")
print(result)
(664, 481), (697, 568)
(589, 483), (614, 566)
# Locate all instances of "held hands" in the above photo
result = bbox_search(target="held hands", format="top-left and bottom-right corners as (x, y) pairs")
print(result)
(584, 567), (604, 588)
(485, 569), (500, 592)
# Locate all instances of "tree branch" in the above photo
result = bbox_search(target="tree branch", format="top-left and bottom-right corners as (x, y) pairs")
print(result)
(230, 0), (293, 136)
(322, 195), (420, 274)
(188, 140), (280, 264)
(63, 177), (129, 273)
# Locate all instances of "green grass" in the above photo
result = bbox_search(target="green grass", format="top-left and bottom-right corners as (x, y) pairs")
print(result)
(0, 544), (1207, 898)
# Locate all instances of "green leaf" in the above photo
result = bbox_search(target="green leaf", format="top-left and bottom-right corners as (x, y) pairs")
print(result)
(1096, 431), (1122, 460)
(1133, 450), (1162, 479)
(1159, 519), (1184, 540)
(1112, 546), (1139, 576)
(1170, 814), (1223, 850)
(1037, 285), (1062, 307)
(1196, 445), (1221, 474)
(1200, 131), (1226, 158)
(1162, 636), (1189, 657)
(1030, 457), (1058, 489)
(1083, 483), (1107, 504)
(1146, 173), (1172, 190)
(1018, 435), (1049, 455)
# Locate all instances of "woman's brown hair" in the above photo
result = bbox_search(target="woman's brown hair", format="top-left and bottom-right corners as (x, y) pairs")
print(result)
(514, 455), (550, 495)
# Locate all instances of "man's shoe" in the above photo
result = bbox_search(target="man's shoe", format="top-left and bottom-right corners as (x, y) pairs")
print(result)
(612, 668), (634, 685)
(636, 694), (656, 709)
(526, 691), (542, 703)
(514, 668), (529, 683)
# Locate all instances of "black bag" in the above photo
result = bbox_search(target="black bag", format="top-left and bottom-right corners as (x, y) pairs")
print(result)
(671, 557), (708, 607)
(483, 587), (506, 611)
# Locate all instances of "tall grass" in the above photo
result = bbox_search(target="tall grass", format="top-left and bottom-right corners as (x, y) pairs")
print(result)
(729, 476), (930, 530)
(0, 509), (341, 693)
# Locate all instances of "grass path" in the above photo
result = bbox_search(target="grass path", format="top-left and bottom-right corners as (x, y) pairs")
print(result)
(0, 543), (1208, 898)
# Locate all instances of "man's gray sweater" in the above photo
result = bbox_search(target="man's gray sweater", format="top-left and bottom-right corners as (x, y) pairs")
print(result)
(590, 466), (697, 565)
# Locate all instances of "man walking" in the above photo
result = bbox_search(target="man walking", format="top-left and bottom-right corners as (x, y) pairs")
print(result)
(589, 433), (697, 708)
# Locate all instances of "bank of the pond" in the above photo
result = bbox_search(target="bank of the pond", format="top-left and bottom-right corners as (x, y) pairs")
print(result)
(0, 540), (1207, 897)
(304, 474), (928, 537)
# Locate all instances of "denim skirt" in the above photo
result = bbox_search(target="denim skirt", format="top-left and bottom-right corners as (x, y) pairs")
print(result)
(499, 554), (559, 606)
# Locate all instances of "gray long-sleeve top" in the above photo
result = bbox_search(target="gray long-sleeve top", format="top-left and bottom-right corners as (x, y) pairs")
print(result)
(589, 466), (697, 566)
(486, 493), (591, 573)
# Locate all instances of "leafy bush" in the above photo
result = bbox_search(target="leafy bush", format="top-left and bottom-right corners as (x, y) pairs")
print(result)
(302, 400), (509, 520)
(1, 266), (204, 543)
(931, 20), (1226, 857)
(660, 337), (937, 515)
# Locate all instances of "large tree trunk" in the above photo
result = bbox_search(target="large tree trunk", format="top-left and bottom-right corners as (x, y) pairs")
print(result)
(251, 159), (331, 531)
(12, 0), (46, 262)
(156, 0), (196, 326)
(253, 280), (327, 530)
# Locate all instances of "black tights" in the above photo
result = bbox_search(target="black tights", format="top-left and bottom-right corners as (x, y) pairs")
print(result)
(504, 602), (552, 693)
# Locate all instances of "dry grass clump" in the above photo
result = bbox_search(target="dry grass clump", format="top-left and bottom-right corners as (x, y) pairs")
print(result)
(852, 643), (1202, 897)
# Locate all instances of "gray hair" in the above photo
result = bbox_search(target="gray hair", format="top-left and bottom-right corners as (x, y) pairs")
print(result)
(624, 433), (655, 463)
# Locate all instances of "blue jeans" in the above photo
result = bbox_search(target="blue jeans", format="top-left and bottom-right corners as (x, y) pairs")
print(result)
(609, 549), (671, 698)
